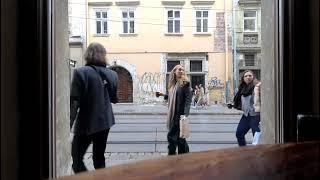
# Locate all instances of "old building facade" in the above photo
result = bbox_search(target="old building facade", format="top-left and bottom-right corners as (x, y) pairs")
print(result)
(235, 0), (261, 80)
(70, 0), (235, 103)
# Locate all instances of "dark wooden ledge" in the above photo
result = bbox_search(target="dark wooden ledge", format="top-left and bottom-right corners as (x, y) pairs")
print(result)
(58, 142), (320, 180)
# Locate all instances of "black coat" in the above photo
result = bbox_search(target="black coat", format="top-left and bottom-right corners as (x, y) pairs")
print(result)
(165, 82), (192, 119)
(70, 65), (118, 135)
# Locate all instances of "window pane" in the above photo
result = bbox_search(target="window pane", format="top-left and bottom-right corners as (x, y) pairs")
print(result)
(174, 20), (180, 33)
(244, 54), (255, 66)
(129, 11), (134, 18)
(123, 21), (128, 33)
(168, 10), (173, 18)
(122, 12), (128, 18)
(203, 19), (208, 32)
(102, 12), (107, 18)
(96, 12), (101, 18)
(203, 11), (208, 17)
(244, 19), (255, 31)
(196, 11), (201, 18)
(96, 21), (101, 34)
(168, 20), (173, 33)
(129, 21), (134, 33)
(167, 61), (180, 72)
(174, 11), (180, 18)
(103, 21), (107, 33)
(196, 19), (202, 32)
(244, 11), (256, 17)
(190, 61), (202, 72)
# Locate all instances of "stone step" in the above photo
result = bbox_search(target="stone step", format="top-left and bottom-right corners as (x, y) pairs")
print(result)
(110, 124), (238, 132)
(107, 132), (253, 142)
(86, 143), (241, 153)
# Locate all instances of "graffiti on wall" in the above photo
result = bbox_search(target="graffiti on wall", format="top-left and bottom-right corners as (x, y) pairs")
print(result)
(137, 72), (164, 104)
(208, 77), (223, 89)
(208, 76), (224, 104)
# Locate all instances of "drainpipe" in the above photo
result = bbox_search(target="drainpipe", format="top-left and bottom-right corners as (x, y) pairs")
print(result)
(85, 0), (88, 49)
(224, 0), (229, 103)
(232, 0), (238, 97)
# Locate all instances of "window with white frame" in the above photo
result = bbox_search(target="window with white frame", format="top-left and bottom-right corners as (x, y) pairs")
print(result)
(122, 10), (135, 34)
(95, 10), (108, 34)
(195, 10), (208, 33)
(167, 10), (181, 33)
(243, 10), (257, 32)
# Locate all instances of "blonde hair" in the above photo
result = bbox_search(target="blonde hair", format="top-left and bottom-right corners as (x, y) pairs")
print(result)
(168, 64), (189, 89)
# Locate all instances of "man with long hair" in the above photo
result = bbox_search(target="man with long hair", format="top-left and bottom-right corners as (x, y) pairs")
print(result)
(70, 42), (118, 173)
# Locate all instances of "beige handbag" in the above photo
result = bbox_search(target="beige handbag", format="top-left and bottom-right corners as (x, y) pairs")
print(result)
(179, 115), (190, 138)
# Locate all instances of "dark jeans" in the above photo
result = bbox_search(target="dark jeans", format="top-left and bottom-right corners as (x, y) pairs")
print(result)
(71, 129), (110, 173)
(236, 115), (260, 146)
(167, 117), (189, 155)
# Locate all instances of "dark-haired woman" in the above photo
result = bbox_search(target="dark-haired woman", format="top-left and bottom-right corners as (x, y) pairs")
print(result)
(232, 70), (260, 146)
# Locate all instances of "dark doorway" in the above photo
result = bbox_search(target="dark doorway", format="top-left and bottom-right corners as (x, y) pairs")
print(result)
(111, 66), (133, 103)
(190, 75), (205, 89)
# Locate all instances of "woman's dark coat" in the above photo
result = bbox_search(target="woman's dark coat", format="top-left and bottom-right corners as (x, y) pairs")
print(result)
(165, 82), (192, 119)
(70, 65), (118, 135)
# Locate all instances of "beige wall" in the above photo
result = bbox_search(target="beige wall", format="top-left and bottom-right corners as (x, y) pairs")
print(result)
(85, 0), (233, 103)
(70, 46), (85, 69)
(108, 53), (161, 75)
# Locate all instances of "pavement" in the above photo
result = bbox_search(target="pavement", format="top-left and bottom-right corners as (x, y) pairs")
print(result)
(112, 103), (242, 115)
(66, 103), (246, 175)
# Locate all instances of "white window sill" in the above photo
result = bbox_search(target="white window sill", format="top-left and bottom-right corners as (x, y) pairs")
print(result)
(243, 31), (258, 34)
(193, 33), (211, 36)
(93, 34), (110, 37)
(164, 33), (184, 36)
(119, 33), (138, 37)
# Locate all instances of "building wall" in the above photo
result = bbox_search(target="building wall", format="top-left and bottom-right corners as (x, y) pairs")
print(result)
(69, 0), (87, 39)
(235, 0), (262, 80)
(55, 0), (71, 177)
(83, 0), (233, 103)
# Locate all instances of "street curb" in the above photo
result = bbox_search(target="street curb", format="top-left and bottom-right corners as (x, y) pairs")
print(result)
(114, 112), (242, 115)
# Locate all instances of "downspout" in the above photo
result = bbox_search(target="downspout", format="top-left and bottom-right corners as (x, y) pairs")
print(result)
(225, 0), (229, 103)
(232, 0), (238, 96)
(85, 0), (88, 60)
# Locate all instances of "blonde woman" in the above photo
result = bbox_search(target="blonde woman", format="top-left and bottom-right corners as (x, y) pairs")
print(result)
(156, 65), (192, 155)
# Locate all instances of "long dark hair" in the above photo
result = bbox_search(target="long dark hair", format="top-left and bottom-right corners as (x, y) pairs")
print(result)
(238, 70), (259, 89)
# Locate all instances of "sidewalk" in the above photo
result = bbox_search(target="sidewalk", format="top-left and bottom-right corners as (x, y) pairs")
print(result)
(112, 103), (242, 115)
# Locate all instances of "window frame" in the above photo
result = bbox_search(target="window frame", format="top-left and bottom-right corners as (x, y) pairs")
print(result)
(190, 60), (203, 72)
(121, 9), (136, 35)
(195, 10), (209, 33)
(166, 9), (182, 35)
(93, 8), (109, 35)
(243, 10), (257, 32)
(244, 54), (256, 66)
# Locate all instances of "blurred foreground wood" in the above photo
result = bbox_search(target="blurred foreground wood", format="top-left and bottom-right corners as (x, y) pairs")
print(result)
(58, 142), (320, 180)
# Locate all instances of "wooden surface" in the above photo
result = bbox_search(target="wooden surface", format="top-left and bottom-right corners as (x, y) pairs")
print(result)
(58, 142), (320, 180)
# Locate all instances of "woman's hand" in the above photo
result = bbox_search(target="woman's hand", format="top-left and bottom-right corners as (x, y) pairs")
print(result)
(156, 92), (164, 97)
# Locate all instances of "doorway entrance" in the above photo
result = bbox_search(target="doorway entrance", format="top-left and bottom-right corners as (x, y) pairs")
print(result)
(110, 66), (133, 103)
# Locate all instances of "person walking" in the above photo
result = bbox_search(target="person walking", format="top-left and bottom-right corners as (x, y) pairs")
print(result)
(193, 85), (200, 107)
(252, 81), (262, 145)
(156, 64), (191, 155)
(229, 70), (260, 146)
(197, 84), (206, 107)
(70, 42), (118, 173)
